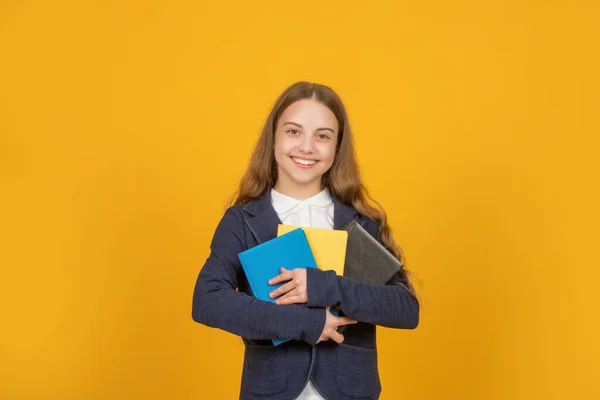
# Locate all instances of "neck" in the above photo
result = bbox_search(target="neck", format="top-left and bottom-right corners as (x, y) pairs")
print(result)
(273, 178), (323, 201)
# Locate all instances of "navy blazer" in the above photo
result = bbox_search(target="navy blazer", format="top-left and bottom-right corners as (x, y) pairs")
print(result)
(192, 191), (419, 399)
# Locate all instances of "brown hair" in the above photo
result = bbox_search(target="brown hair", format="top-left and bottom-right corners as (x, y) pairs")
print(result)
(229, 81), (416, 293)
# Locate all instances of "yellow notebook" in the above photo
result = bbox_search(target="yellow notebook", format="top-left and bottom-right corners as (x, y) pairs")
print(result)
(277, 225), (348, 276)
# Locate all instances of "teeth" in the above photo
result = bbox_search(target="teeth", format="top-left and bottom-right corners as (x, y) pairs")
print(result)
(293, 157), (317, 166)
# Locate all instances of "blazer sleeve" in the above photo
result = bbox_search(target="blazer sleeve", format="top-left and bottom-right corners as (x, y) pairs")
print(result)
(305, 218), (419, 329)
(192, 206), (326, 344)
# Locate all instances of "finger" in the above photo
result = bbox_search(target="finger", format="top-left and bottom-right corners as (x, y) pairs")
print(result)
(275, 289), (297, 304)
(268, 268), (292, 285)
(316, 336), (329, 344)
(337, 317), (358, 326)
(329, 330), (345, 344)
(276, 294), (305, 305)
(269, 281), (295, 299)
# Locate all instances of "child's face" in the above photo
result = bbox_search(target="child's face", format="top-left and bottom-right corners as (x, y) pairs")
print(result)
(273, 98), (339, 191)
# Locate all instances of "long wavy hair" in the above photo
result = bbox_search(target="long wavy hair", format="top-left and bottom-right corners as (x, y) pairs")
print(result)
(229, 81), (415, 293)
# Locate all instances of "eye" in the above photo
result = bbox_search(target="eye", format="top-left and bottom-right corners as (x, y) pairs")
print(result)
(317, 133), (331, 140)
(287, 129), (300, 135)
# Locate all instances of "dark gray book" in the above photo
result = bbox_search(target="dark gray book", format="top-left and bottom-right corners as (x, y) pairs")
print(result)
(337, 220), (405, 334)
(342, 220), (404, 284)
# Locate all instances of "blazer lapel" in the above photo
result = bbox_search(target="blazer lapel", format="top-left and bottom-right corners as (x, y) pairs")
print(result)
(243, 192), (282, 245)
(333, 195), (359, 230)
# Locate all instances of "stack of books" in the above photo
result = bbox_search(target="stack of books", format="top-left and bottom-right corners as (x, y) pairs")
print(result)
(237, 220), (404, 345)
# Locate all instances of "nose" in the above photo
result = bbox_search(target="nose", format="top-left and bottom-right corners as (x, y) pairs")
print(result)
(298, 133), (315, 154)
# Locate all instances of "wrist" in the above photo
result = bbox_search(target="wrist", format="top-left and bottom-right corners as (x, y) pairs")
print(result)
(306, 268), (338, 308)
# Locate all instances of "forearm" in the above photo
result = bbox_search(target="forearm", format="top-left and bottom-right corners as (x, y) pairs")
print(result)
(193, 256), (326, 344)
(306, 268), (419, 329)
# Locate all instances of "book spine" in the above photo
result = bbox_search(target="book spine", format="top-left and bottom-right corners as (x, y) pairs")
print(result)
(237, 253), (261, 300)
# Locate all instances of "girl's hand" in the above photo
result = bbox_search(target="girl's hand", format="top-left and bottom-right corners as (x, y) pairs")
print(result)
(317, 307), (357, 344)
(269, 267), (308, 304)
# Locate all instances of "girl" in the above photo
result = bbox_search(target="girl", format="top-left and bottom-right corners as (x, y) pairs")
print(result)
(192, 82), (419, 400)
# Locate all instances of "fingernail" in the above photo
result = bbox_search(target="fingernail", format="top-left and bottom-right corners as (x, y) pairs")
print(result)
(269, 293), (274, 298)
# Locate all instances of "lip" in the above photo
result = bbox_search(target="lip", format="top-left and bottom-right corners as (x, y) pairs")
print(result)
(290, 156), (319, 169)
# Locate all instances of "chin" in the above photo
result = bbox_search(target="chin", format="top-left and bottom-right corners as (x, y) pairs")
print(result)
(279, 169), (322, 186)
(289, 173), (320, 185)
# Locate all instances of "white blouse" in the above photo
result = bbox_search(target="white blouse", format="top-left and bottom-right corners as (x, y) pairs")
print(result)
(270, 187), (334, 399)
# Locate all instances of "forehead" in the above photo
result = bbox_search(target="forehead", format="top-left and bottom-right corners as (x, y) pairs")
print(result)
(278, 99), (339, 131)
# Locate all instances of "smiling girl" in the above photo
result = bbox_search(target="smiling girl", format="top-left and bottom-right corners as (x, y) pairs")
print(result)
(192, 81), (419, 400)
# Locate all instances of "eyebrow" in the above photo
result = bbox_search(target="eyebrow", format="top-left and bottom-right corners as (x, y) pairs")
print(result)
(282, 121), (336, 134)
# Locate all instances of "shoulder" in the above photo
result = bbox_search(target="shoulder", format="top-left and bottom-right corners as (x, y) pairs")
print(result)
(224, 204), (245, 217)
(213, 204), (246, 236)
(346, 211), (380, 242)
(360, 216), (381, 238)
(216, 204), (244, 224)
(345, 207), (385, 246)
(210, 205), (246, 249)
(331, 196), (381, 239)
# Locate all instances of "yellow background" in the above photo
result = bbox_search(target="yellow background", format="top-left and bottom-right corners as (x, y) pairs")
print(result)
(1, 1), (598, 399)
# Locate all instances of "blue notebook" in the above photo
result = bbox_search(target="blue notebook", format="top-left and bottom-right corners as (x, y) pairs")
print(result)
(238, 228), (335, 346)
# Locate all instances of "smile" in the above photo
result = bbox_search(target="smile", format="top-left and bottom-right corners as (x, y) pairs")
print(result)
(291, 156), (318, 168)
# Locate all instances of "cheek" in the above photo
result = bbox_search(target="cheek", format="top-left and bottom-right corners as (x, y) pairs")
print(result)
(321, 143), (337, 166)
(273, 138), (295, 167)
(274, 134), (293, 155)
